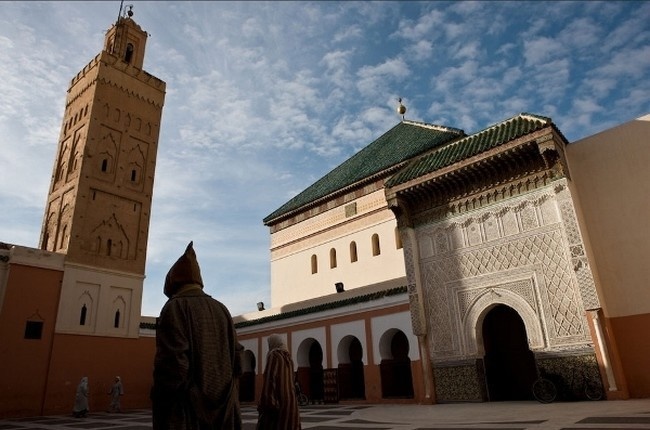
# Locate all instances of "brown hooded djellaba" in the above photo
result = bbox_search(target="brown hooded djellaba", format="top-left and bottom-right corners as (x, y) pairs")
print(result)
(152, 242), (242, 430)
(256, 334), (301, 430)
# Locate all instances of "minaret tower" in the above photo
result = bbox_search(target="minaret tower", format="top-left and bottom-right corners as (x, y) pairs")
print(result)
(40, 6), (166, 337)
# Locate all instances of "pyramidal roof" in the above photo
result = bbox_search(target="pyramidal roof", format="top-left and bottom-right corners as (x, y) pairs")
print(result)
(263, 120), (465, 225)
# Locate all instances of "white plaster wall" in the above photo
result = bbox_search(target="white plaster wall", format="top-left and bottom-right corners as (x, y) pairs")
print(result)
(271, 208), (406, 307)
(371, 311), (420, 365)
(55, 263), (143, 338)
(329, 320), (367, 367)
(567, 114), (650, 318)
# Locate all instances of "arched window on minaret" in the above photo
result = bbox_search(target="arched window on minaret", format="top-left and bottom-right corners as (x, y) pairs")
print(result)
(59, 225), (68, 250)
(107, 239), (112, 256)
(125, 43), (134, 64)
(114, 310), (121, 328)
(101, 158), (109, 172)
(330, 248), (337, 269)
(80, 304), (87, 326)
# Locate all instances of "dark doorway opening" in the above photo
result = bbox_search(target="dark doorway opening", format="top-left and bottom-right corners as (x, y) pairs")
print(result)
(338, 336), (365, 400)
(239, 350), (256, 403)
(380, 330), (414, 398)
(482, 305), (537, 401)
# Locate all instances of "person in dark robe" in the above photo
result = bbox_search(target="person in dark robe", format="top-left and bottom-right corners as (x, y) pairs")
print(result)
(256, 334), (301, 430)
(151, 241), (242, 430)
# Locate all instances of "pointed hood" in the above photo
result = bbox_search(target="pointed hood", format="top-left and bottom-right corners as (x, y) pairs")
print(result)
(163, 241), (204, 298)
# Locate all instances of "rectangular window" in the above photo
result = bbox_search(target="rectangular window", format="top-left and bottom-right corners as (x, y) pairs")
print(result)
(345, 202), (357, 217)
(24, 321), (44, 340)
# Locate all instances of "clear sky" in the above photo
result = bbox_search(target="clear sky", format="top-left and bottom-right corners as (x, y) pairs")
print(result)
(0, 1), (648, 318)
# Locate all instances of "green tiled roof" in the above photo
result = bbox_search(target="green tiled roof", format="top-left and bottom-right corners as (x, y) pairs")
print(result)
(263, 121), (464, 224)
(385, 113), (557, 188)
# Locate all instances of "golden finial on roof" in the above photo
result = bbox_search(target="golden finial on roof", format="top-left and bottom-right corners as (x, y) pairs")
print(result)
(397, 98), (407, 121)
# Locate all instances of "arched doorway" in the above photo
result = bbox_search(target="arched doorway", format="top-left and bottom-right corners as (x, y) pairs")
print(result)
(379, 329), (414, 398)
(296, 338), (324, 404)
(482, 304), (537, 401)
(239, 350), (256, 402)
(337, 335), (365, 400)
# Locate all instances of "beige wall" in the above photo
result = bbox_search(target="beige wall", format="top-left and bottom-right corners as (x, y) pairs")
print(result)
(55, 263), (144, 338)
(566, 114), (650, 318)
(270, 190), (406, 307)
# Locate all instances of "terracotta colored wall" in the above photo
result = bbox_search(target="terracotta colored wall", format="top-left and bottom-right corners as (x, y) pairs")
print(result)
(608, 313), (650, 398)
(0, 263), (63, 418)
(43, 334), (155, 415)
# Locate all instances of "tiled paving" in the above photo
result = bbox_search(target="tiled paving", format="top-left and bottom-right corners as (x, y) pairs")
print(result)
(2, 400), (650, 430)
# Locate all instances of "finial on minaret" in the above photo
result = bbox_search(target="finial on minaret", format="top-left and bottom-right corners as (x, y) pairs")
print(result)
(397, 98), (407, 121)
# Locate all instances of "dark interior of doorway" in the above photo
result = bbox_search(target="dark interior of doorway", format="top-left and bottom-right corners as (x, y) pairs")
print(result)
(482, 304), (537, 401)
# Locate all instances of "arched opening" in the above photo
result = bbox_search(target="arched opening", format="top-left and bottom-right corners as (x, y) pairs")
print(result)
(372, 233), (381, 256)
(124, 43), (134, 63)
(329, 248), (337, 268)
(379, 329), (413, 398)
(337, 336), (365, 400)
(113, 310), (120, 328)
(296, 338), (324, 404)
(482, 304), (537, 401)
(239, 350), (256, 403)
(79, 304), (87, 326)
(395, 227), (403, 249)
(311, 254), (318, 274)
(349, 241), (358, 263)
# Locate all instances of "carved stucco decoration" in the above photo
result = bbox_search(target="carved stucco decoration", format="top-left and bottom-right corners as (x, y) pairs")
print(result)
(413, 180), (598, 363)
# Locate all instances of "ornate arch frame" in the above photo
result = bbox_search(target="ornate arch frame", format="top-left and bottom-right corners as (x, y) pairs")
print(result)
(462, 287), (545, 357)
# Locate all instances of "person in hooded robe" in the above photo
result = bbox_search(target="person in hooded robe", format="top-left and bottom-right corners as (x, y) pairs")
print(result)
(151, 241), (243, 430)
(72, 376), (89, 418)
(256, 334), (301, 430)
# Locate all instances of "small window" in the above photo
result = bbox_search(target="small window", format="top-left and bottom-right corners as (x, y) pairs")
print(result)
(114, 310), (121, 328)
(131, 169), (137, 182)
(24, 321), (44, 339)
(350, 241), (358, 263)
(372, 234), (381, 256)
(107, 239), (112, 256)
(330, 248), (337, 269)
(311, 254), (318, 274)
(125, 43), (134, 63)
(80, 304), (87, 325)
(101, 159), (108, 172)
(395, 227), (403, 249)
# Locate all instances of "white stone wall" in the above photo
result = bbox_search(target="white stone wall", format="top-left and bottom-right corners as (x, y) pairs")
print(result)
(270, 190), (406, 307)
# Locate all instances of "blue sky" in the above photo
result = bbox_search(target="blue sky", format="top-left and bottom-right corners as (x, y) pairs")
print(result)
(0, 1), (648, 318)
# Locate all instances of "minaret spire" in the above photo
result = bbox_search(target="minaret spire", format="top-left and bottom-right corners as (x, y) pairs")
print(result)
(117, 0), (124, 25)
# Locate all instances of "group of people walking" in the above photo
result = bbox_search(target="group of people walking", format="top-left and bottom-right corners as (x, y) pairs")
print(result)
(72, 376), (123, 417)
(73, 242), (301, 429)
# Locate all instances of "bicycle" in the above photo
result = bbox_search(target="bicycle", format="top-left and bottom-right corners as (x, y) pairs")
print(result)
(295, 381), (309, 406)
(532, 366), (603, 403)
